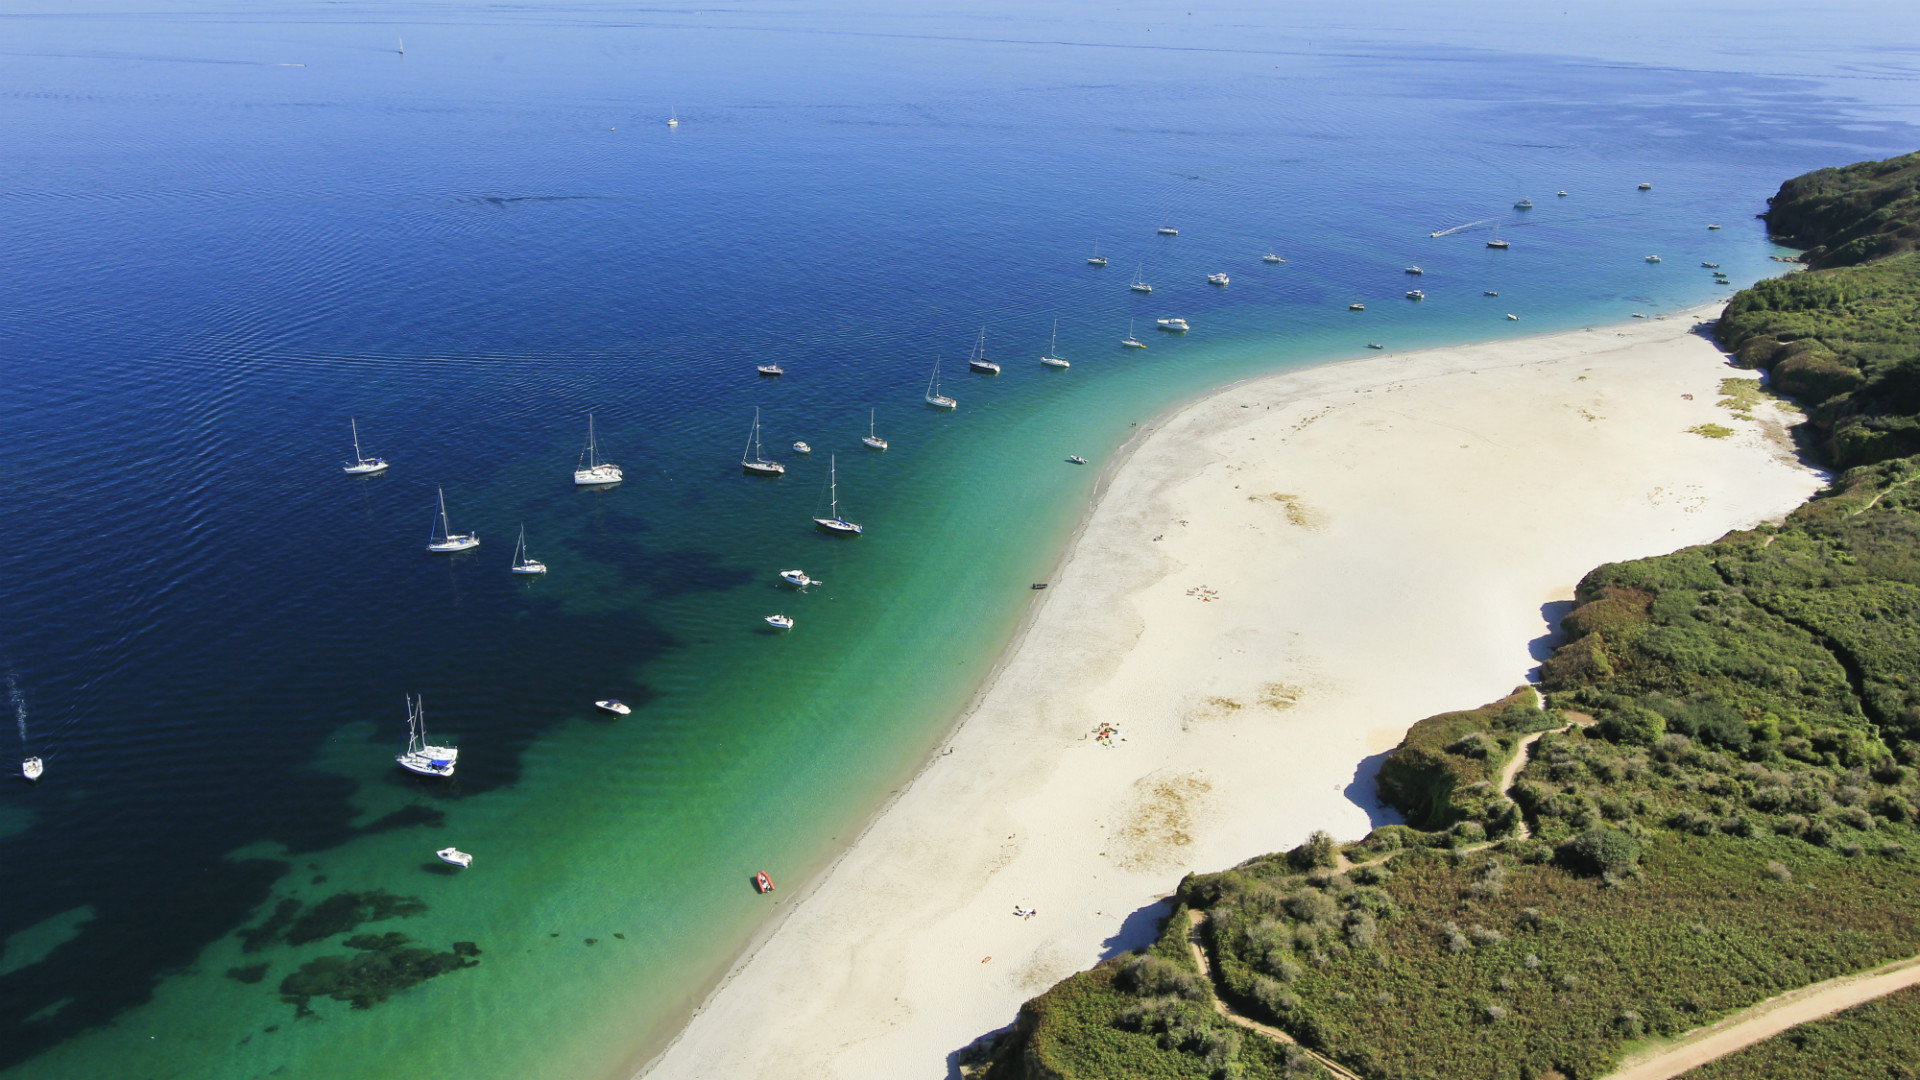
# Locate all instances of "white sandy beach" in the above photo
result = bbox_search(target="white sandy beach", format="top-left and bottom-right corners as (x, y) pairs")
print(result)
(638, 309), (1825, 1080)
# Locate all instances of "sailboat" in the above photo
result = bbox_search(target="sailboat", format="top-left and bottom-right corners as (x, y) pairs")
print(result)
(667, 106), (679, 128)
(1157, 226), (1179, 236)
(924, 358), (957, 409)
(1087, 241), (1107, 267)
(741, 408), (786, 475)
(1040, 320), (1069, 368)
(397, 36), (405, 56)
(1121, 319), (1146, 349)
(427, 487), (480, 553)
(511, 525), (547, 574)
(397, 695), (458, 777)
(574, 413), (623, 485)
(861, 409), (889, 450)
(342, 418), (389, 475)
(1130, 263), (1153, 293)
(1263, 252), (1285, 264)
(812, 455), (863, 535)
(22, 757), (43, 782)
(967, 328), (1000, 374)
(1486, 224), (1510, 249)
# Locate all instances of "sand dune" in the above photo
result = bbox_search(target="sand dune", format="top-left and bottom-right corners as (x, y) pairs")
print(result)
(638, 308), (1825, 1080)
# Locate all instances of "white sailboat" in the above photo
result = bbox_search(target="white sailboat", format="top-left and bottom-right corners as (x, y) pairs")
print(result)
(862, 408), (889, 450)
(397, 696), (458, 777)
(574, 413), (623, 486)
(812, 455), (863, 535)
(1040, 320), (1069, 368)
(1121, 319), (1146, 349)
(511, 525), (547, 574)
(967, 328), (999, 374)
(1087, 241), (1107, 267)
(427, 487), (480, 553)
(342, 418), (389, 475)
(741, 408), (786, 475)
(667, 105), (679, 128)
(22, 757), (43, 782)
(1130, 263), (1153, 293)
(924, 358), (957, 409)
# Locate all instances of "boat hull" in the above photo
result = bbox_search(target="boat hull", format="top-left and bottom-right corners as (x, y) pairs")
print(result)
(512, 563), (547, 574)
(861, 436), (889, 449)
(924, 396), (957, 410)
(343, 461), (389, 475)
(436, 848), (473, 868)
(968, 362), (1000, 374)
(574, 465), (623, 486)
(742, 461), (786, 475)
(814, 517), (863, 535)
(428, 536), (480, 553)
(398, 749), (458, 777)
(1041, 357), (1069, 368)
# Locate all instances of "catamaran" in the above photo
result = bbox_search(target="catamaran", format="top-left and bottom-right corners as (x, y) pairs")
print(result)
(1121, 319), (1146, 349)
(397, 696), (458, 777)
(427, 487), (479, 553)
(862, 408), (889, 449)
(741, 408), (785, 475)
(342, 418), (389, 475)
(924, 358), (957, 410)
(1130, 263), (1153, 293)
(1087, 241), (1107, 267)
(1040, 320), (1069, 368)
(967, 328), (999, 374)
(574, 413), (623, 485)
(812, 455), (863, 535)
(511, 525), (547, 574)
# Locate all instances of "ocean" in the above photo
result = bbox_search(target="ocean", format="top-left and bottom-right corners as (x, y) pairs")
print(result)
(1, 1), (1915, 1077)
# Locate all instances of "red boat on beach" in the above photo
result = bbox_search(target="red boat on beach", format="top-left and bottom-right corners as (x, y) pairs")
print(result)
(755, 871), (775, 894)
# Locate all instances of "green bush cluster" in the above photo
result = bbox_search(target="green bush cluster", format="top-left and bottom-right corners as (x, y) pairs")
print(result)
(1373, 688), (1555, 831)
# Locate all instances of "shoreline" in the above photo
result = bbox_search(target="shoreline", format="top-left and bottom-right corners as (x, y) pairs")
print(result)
(636, 305), (1826, 1079)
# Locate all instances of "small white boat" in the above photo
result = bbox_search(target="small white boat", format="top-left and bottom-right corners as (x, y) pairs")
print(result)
(793, 441), (812, 454)
(574, 413), (623, 486)
(924, 358), (957, 410)
(1040, 320), (1069, 368)
(595, 700), (631, 716)
(779, 569), (817, 588)
(1130, 263), (1152, 293)
(966, 328), (1000, 374)
(1367, 343), (1384, 350)
(510, 525), (547, 574)
(342, 418), (389, 476)
(1638, 182), (1653, 190)
(1067, 455), (1087, 465)
(1087, 241), (1107, 267)
(1708, 224), (1722, 230)
(765, 614), (794, 630)
(1632, 313), (1647, 318)
(757, 363), (783, 376)
(1406, 290), (1425, 300)
(1206, 272), (1229, 286)
(1263, 253), (1285, 264)
(1349, 303), (1365, 311)
(1646, 255), (1662, 263)
(397, 696), (458, 777)
(1558, 190), (1569, 197)
(1405, 266), (1424, 275)
(1702, 262), (1721, 268)
(1484, 290), (1499, 296)
(1121, 320), (1146, 349)
(1506, 313), (1519, 321)
(22, 757), (43, 782)
(1515, 198), (1534, 210)
(437, 847), (473, 869)
(427, 487), (479, 553)
(667, 105), (679, 128)
(1157, 226), (1178, 236)
(1487, 238), (1510, 249)
(862, 408), (890, 449)
(1156, 318), (1189, 332)
(812, 455), (863, 535)
(741, 407), (786, 475)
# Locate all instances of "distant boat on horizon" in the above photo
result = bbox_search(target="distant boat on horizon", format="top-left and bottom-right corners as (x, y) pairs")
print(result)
(342, 418), (389, 475)
(427, 487), (479, 553)
(574, 413), (623, 486)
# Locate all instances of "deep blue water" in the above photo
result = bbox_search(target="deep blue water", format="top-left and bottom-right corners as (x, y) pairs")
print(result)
(2, 2), (1917, 1077)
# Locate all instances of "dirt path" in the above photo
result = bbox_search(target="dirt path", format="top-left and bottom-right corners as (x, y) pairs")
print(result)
(1603, 953), (1920, 1080)
(1185, 910), (1365, 1080)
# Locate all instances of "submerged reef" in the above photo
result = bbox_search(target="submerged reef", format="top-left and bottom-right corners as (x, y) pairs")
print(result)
(278, 934), (481, 1016)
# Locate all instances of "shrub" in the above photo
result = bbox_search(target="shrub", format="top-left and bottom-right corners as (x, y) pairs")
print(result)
(1286, 830), (1339, 872)
(1597, 707), (1667, 747)
(1555, 827), (1642, 877)
(1117, 954), (1207, 1001)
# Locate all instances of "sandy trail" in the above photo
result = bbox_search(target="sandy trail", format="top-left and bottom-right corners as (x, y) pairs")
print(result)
(638, 309), (1824, 1080)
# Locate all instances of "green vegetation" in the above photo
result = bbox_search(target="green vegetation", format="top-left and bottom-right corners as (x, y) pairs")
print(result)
(1687, 423), (1734, 439)
(976, 152), (1920, 1080)
(1677, 982), (1920, 1079)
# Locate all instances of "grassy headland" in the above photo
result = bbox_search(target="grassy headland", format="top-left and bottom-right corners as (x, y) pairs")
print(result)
(970, 151), (1920, 1080)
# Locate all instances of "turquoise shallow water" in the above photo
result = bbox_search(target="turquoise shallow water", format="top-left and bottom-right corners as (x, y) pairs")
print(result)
(1, 2), (1917, 1078)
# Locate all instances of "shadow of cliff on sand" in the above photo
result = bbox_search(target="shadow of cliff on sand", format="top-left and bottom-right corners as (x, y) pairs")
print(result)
(1343, 752), (1405, 829)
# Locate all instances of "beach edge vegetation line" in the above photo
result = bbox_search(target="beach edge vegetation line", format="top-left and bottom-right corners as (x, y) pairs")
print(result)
(966, 150), (1920, 1080)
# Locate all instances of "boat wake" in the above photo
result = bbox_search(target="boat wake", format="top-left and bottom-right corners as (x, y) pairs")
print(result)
(9, 673), (24, 744)
(1428, 217), (1499, 237)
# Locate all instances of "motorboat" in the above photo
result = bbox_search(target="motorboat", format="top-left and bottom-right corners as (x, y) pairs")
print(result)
(397, 696), (458, 777)
(1558, 190), (1569, 197)
(1487, 238), (1510, 249)
(1406, 290), (1425, 300)
(779, 569), (817, 588)
(595, 700), (631, 716)
(1349, 303), (1365, 311)
(1702, 262), (1721, 268)
(755, 871), (775, 893)
(793, 441), (812, 454)
(1121, 320), (1146, 349)
(812, 456), (863, 535)
(436, 847), (473, 869)
(1638, 182), (1653, 190)
(1129, 263), (1152, 293)
(1708, 224), (1722, 230)
(1087, 241), (1107, 267)
(1207, 272), (1229, 286)
(862, 408), (890, 448)
(342, 418), (389, 476)
(1157, 226), (1178, 236)
(1156, 318), (1189, 332)
(924, 357), (957, 410)
(510, 525), (547, 574)
(1633, 313), (1647, 318)
(757, 363), (783, 376)
(1515, 199), (1534, 209)
(1263, 253), (1285, 263)
(741, 408), (785, 475)
(1040, 320), (1069, 368)
(765, 614), (794, 630)
(1367, 343), (1384, 350)
(1067, 455), (1087, 465)
(966, 328), (999, 374)
(574, 413), (623, 485)
(426, 487), (480, 553)
(1484, 290), (1499, 296)
(1506, 313), (1519, 321)
(1646, 255), (1662, 263)
(22, 757), (43, 782)
(1405, 266), (1424, 275)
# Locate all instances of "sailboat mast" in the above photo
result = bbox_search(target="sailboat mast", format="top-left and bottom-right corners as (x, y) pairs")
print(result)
(438, 487), (451, 539)
(830, 455), (838, 516)
(351, 418), (363, 462)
